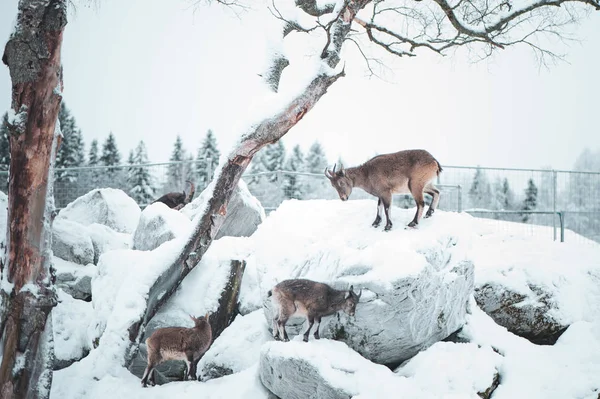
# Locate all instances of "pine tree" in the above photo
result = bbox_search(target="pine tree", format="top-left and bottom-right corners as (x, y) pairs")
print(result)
(468, 167), (492, 209)
(283, 145), (305, 199)
(196, 129), (221, 190)
(263, 141), (286, 182)
(521, 178), (538, 222)
(55, 103), (86, 181)
(100, 132), (122, 169)
(88, 139), (99, 166)
(128, 141), (155, 205)
(166, 135), (187, 192)
(305, 141), (328, 173)
(248, 148), (268, 186)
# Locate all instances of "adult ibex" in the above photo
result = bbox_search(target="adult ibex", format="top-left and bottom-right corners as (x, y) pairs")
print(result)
(152, 180), (195, 210)
(325, 149), (442, 230)
(268, 279), (361, 342)
(141, 313), (212, 387)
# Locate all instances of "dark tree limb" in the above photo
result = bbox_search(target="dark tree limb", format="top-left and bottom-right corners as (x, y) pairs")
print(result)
(210, 260), (247, 340)
(0, 1), (66, 398)
(125, 0), (373, 370)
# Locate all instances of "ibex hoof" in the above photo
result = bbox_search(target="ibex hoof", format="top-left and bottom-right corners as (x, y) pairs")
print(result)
(303, 336), (309, 342)
(407, 221), (418, 228)
(372, 222), (380, 228)
(384, 225), (393, 231)
(425, 210), (434, 218)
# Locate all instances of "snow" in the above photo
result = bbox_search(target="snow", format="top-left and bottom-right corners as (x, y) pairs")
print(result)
(49, 199), (600, 399)
(469, 225), (600, 326)
(198, 310), (271, 380)
(133, 202), (192, 251)
(52, 289), (93, 366)
(461, 303), (600, 399)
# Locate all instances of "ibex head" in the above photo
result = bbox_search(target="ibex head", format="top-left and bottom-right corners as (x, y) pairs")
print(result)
(189, 312), (211, 328)
(325, 163), (352, 201)
(342, 285), (362, 316)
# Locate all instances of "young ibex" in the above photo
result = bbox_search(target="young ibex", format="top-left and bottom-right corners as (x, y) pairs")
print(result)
(268, 279), (361, 342)
(325, 149), (442, 230)
(153, 180), (195, 210)
(141, 313), (212, 387)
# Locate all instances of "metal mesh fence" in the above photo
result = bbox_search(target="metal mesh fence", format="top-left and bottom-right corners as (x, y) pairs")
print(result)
(0, 161), (598, 244)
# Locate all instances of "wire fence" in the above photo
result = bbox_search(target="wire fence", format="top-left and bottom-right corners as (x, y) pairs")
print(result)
(0, 161), (598, 244)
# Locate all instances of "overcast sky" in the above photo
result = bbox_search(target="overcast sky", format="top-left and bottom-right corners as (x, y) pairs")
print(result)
(1, 0), (599, 170)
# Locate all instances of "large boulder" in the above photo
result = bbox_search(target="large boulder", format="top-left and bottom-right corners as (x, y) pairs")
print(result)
(259, 339), (502, 399)
(86, 223), (131, 264)
(198, 310), (272, 381)
(469, 234), (600, 345)
(52, 219), (95, 266)
(132, 202), (192, 251)
(57, 188), (141, 234)
(259, 200), (474, 365)
(53, 257), (96, 301)
(181, 180), (265, 239)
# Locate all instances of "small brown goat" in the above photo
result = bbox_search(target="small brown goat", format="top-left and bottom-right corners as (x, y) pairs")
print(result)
(152, 180), (195, 210)
(268, 279), (361, 342)
(141, 312), (212, 387)
(325, 149), (442, 230)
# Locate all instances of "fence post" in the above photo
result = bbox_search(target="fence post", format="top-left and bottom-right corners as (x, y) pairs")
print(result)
(559, 211), (565, 243)
(457, 185), (462, 213)
(552, 170), (557, 241)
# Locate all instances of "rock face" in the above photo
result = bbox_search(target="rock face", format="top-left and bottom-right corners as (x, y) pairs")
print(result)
(57, 188), (141, 234)
(52, 219), (95, 266)
(475, 283), (568, 345)
(86, 223), (131, 264)
(53, 257), (96, 301)
(132, 202), (192, 251)
(181, 180), (265, 239)
(198, 310), (271, 381)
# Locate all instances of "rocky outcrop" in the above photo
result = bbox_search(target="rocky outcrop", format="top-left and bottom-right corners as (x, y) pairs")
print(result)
(52, 219), (95, 266)
(57, 188), (141, 234)
(475, 283), (568, 345)
(132, 202), (192, 251)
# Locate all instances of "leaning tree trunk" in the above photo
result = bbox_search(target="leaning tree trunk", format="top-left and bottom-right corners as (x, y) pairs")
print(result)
(0, 1), (67, 398)
(125, 0), (372, 367)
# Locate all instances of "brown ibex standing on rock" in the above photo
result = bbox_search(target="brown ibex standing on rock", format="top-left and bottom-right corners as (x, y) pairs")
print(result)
(325, 149), (442, 230)
(152, 180), (195, 210)
(141, 313), (212, 387)
(268, 279), (361, 342)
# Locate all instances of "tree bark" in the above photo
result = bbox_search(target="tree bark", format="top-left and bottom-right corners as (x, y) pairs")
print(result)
(125, 0), (372, 369)
(0, 1), (67, 398)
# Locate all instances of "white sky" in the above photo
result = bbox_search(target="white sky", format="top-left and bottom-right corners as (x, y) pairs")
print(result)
(1, 0), (599, 170)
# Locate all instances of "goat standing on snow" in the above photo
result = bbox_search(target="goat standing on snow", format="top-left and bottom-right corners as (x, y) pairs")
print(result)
(325, 149), (442, 230)
(268, 279), (361, 342)
(141, 313), (212, 387)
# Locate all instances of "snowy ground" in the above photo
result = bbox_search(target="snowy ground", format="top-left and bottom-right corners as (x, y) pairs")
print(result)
(50, 199), (600, 399)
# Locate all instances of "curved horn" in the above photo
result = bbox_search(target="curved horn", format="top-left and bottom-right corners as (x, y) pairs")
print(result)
(332, 163), (337, 174)
(324, 167), (333, 179)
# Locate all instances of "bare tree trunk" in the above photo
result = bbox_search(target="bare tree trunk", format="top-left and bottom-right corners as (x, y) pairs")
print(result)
(0, 1), (67, 398)
(125, 0), (372, 368)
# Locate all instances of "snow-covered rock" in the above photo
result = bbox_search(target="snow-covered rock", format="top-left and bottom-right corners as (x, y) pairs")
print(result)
(395, 341), (502, 398)
(52, 219), (95, 266)
(132, 202), (192, 251)
(53, 257), (96, 301)
(57, 188), (141, 234)
(470, 234), (600, 344)
(52, 289), (94, 370)
(198, 310), (272, 381)
(86, 223), (131, 264)
(258, 200), (474, 365)
(181, 180), (265, 239)
(0, 191), (6, 249)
